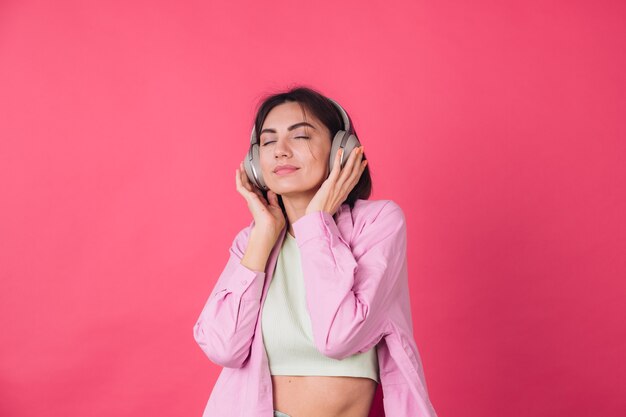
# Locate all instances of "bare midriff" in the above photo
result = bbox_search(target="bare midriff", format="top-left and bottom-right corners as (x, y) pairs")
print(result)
(271, 375), (377, 417)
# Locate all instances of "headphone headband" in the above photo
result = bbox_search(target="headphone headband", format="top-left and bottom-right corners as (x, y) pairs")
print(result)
(249, 97), (351, 145)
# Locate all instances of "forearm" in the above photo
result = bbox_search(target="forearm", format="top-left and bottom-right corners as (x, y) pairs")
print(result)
(292, 204), (405, 360)
(240, 227), (275, 272)
(193, 226), (272, 368)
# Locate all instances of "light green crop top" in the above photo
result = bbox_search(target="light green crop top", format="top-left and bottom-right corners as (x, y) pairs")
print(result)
(261, 231), (379, 383)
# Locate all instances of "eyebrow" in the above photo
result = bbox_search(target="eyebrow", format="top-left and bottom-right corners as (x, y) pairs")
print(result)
(259, 122), (317, 136)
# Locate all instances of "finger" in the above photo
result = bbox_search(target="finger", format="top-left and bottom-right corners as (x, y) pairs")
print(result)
(236, 163), (256, 198)
(340, 147), (366, 195)
(256, 192), (269, 206)
(235, 165), (247, 197)
(267, 190), (279, 207)
(235, 165), (243, 189)
(328, 147), (344, 182)
(239, 162), (270, 205)
(253, 186), (266, 201)
(346, 155), (367, 187)
(239, 161), (254, 192)
(338, 146), (362, 185)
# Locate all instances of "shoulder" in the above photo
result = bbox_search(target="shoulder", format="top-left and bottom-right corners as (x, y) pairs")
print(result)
(346, 199), (407, 256)
(347, 199), (406, 244)
(350, 198), (405, 224)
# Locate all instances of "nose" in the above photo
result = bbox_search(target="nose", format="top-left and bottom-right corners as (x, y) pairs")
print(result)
(273, 137), (292, 158)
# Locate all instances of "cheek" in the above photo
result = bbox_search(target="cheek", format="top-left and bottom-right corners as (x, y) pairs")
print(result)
(315, 148), (331, 168)
(258, 152), (273, 170)
(307, 142), (329, 160)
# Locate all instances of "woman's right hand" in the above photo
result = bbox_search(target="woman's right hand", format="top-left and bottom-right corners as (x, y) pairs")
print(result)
(236, 160), (286, 244)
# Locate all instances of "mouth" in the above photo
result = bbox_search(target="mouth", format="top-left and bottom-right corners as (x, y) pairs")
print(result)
(274, 167), (300, 175)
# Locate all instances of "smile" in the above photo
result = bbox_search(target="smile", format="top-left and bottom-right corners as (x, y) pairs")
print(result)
(274, 168), (299, 176)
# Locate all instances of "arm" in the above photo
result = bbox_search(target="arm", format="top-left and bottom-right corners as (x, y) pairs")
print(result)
(192, 223), (273, 368)
(292, 200), (406, 360)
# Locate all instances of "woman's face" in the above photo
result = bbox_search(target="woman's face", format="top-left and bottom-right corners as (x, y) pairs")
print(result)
(258, 101), (332, 196)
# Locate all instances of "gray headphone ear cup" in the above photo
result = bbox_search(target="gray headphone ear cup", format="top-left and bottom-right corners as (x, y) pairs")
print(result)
(341, 133), (362, 169)
(328, 130), (346, 177)
(244, 143), (268, 190)
(328, 131), (362, 176)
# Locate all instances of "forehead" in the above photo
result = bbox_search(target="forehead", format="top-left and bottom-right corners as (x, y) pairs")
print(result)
(261, 101), (321, 130)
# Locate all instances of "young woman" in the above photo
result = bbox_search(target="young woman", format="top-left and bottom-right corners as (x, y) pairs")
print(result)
(193, 86), (438, 417)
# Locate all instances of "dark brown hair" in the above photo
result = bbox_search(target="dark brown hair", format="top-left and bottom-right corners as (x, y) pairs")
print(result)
(252, 85), (372, 221)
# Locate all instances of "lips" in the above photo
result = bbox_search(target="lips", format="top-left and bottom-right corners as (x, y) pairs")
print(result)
(273, 165), (299, 174)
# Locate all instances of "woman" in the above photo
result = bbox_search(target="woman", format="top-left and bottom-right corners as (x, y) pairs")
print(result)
(193, 86), (438, 417)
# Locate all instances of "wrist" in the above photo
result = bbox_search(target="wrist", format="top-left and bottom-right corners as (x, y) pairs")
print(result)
(250, 226), (277, 247)
(305, 207), (324, 215)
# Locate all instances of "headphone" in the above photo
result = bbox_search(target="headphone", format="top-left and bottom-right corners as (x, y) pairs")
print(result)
(243, 97), (362, 191)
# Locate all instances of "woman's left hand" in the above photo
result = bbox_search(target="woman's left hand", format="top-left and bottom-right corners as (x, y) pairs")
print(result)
(306, 145), (368, 216)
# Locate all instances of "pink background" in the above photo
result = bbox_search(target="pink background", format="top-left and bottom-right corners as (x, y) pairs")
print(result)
(1, 1), (625, 416)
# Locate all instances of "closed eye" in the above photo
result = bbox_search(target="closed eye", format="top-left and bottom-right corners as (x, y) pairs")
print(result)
(262, 136), (309, 146)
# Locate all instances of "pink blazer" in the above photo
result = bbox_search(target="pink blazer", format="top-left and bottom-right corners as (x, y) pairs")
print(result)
(193, 199), (439, 417)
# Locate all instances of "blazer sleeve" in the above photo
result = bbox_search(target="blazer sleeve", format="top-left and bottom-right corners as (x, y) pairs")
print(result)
(192, 223), (267, 368)
(292, 200), (405, 360)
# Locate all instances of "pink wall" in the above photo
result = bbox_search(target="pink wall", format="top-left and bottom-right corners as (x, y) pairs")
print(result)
(1, 1), (625, 416)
